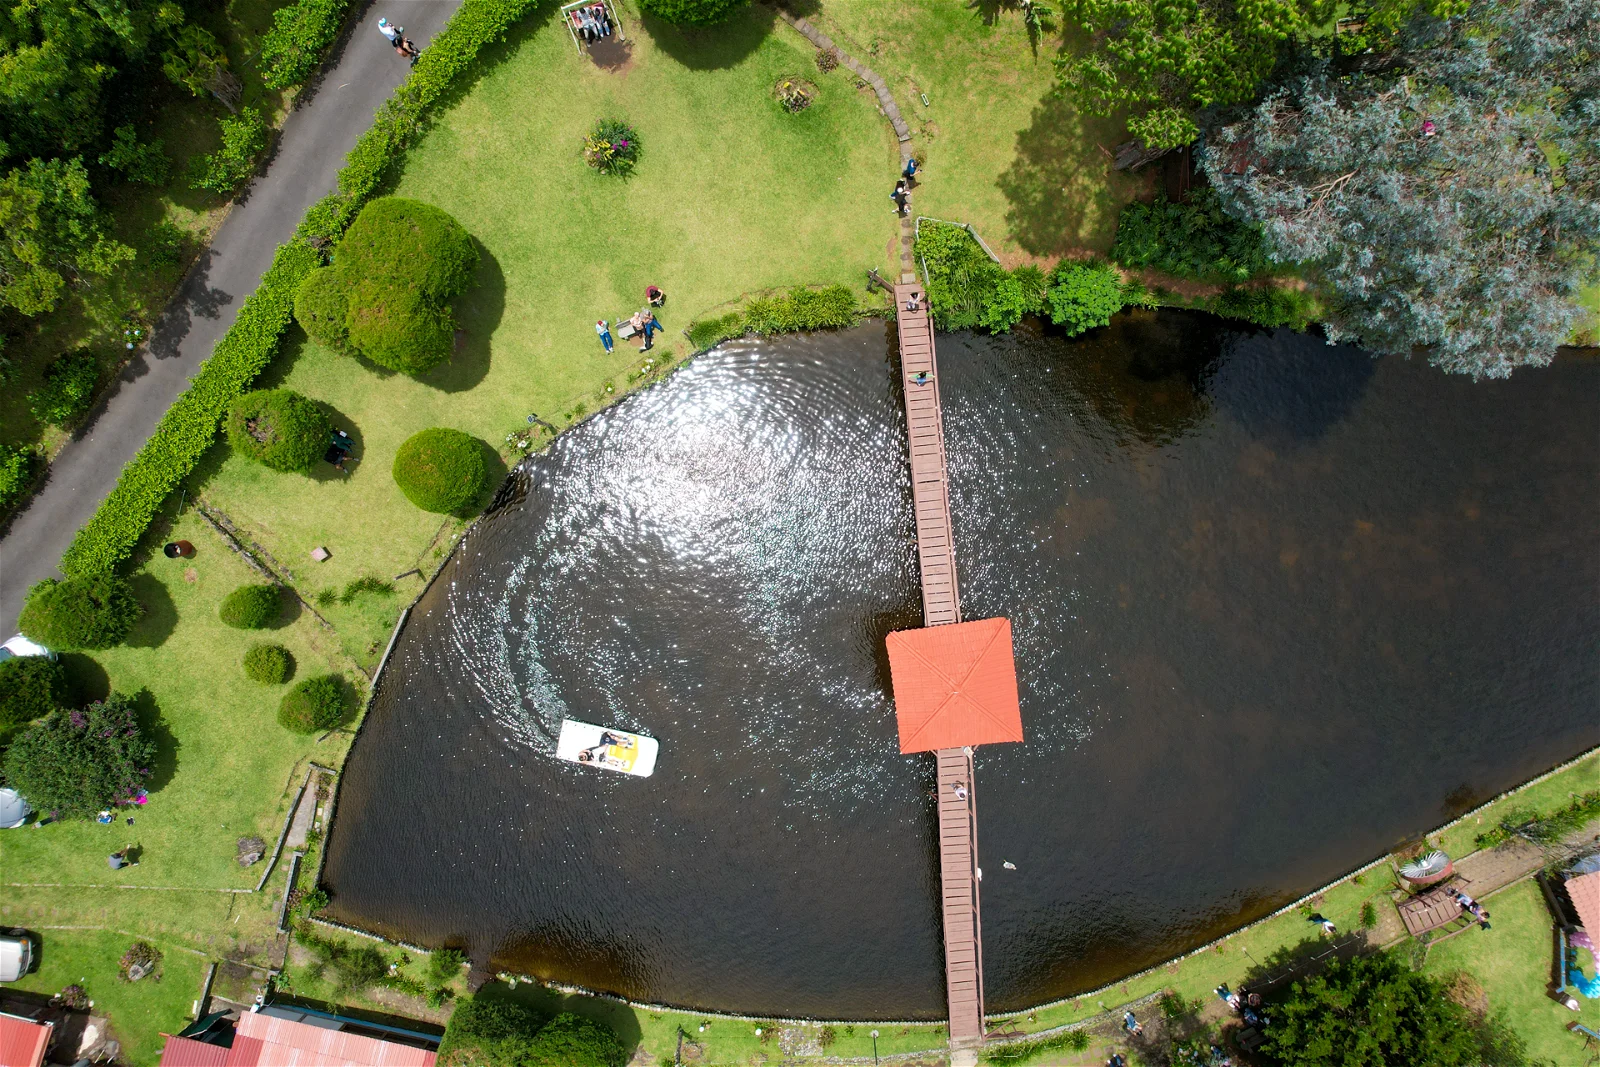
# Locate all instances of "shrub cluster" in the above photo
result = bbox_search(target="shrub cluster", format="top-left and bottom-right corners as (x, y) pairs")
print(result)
(392, 427), (488, 513)
(1109, 187), (1271, 282)
(1212, 285), (1316, 331)
(439, 996), (625, 1067)
(243, 643), (294, 684)
(1, 694), (155, 818)
(916, 223), (1051, 332)
(744, 285), (858, 334)
(295, 197), (478, 374)
(19, 574), (142, 650)
(191, 108), (269, 196)
(582, 118), (641, 177)
(219, 584), (283, 629)
(99, 126), (170, 184)
(639, 0), (748, 26)
(687, 312), (746, 352)
(278, 674), (347, 733)
(1046, 262), (1127, 337)
(0, 654), (63, 746)
(29, 352), (101, 426)
(0, 444), (36, 514)
(226, 388), (332, 472)
(260, 0), (354, 89)
(62, 0), (539, 577)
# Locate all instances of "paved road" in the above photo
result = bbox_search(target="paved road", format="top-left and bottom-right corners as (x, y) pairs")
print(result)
(0, 0), (460, 637)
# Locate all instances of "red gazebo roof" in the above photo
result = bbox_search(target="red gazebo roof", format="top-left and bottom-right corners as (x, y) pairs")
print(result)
(887, 617), (1023, 753)
(1569, 870), (1600, 939)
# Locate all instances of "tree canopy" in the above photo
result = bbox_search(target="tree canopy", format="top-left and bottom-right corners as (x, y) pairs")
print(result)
(1263, 953), (1482, 1066)
(0, 157), (133, 315)
(1203, 0), (1600, 377)
(1, 694), (155, 818)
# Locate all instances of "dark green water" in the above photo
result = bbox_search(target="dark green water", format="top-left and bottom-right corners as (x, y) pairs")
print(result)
(322, 312), (1599, 1017)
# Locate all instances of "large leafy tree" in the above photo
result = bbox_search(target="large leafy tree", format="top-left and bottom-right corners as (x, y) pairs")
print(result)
(1263, 953), (1480, 1066)
(1056, 0), (1313, 149)
(2, 694), (156, 818)
(1204, 0), (1600, 377)
(0, 156), (134, 314)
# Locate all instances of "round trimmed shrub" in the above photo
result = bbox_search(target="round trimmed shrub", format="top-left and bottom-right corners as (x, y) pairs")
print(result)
(345, 282), (456, 375)
(278, 674), (346, 733)
(226, 389), (331, 473)
(242, 643), (293, 684)
(639, 0), (748, 26)
(339, 197), (477, 298)
(0, 654), (64, 742)
(219, 584), (283, 629)
(392, 428), (488, 514)
(19, 574), (142, 650)
(293, 266), (349, 350)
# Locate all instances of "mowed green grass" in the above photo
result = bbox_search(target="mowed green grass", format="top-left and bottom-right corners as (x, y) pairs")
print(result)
(195, 2), (897, 664)
(0, 511), (356, 891)
(1425, 879), (1600, 1065)
(3, 928), (206, 1065)
(810, 0), (1148, 263)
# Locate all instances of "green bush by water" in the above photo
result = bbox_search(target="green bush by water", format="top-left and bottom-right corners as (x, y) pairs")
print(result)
(226, 389), (332, 473)
(242, 643), (294, 684)
(440, 995), (626, 1067)
(1212, 285), (1316, 331)
(219, 584), (283, 630)
(1046, 262), (1126, 336)
(687, 312), (746, 352)
(981, 1028), (1090, 1064)
(1110, 188), (1271, 283)
(19, 574), (141, 650)
(277, 674), (347, 733)
(392, 427), (488, 514)
(743, 284), (858, 334)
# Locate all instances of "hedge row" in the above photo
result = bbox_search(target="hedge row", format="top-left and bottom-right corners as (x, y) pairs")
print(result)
(61, 241), (318, 576)
(60, 0), (544, 577)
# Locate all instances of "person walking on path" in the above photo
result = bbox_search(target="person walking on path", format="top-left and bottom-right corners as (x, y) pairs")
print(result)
(903, 156), (919, 186)
(378, 16), (400, 42)
(596, 319), (613, 354)
(891, 179), (908, 217)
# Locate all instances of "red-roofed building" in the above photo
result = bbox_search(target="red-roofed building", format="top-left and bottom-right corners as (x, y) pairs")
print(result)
(0, 1011), (51, 1067)
(158, 1007), (437, 1067)
(1568, 870), (1600, 938)
(887, 617), (1023, 754)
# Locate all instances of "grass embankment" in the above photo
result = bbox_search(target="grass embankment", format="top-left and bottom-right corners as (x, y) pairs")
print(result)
(0, 510), (361, 1063)
(195, 0), (897, 667)
(809, 0), (1148, 264)
(1, 0), (302, 466)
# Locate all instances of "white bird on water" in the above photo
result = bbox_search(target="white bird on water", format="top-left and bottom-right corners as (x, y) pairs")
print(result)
(1002, 861), (1017, 870)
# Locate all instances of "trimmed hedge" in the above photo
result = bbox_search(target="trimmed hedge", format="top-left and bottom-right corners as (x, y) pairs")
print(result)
(243, 643), (294, 684)
(61, 0), (540, 578)
(392, 428), (488, 514)
(19, 574), (142, 650)
(278, 674), (347, 732)
(60, 241), (319, 577)
(226, 388), (331, 472)
(219, 584), (283, 629)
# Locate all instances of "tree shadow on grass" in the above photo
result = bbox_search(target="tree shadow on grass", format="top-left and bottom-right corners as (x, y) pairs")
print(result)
(639, 3), (779, 71)
(130, 687), (180, 793)
(125, 572), (179, 648)
(420, 243), (505, 394)
(1241, 934), (1362, 994)
(996, 91), (1147, 256)
(269, 587), (305, 630)
(58, 652), (110, 707)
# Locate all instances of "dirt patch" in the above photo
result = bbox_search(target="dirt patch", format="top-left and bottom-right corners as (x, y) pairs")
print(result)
(183, 567), (198, 583)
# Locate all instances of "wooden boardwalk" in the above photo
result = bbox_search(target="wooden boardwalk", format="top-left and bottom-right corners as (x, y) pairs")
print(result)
(896, 281), (985, 1048)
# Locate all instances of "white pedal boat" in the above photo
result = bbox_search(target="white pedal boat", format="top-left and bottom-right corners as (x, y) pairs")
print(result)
(555, 719), (659, 777)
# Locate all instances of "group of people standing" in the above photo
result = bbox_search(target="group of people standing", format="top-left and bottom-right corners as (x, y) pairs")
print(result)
(569, 2), (614, 42)
(1215, 982), (1269, 1031)
(595, 285), (667, 354)
(891, 156), (919, 217)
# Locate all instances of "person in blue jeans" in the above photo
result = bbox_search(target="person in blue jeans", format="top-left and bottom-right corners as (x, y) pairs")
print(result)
(642, 310), (663, 349)
(596, 319), (613, 353)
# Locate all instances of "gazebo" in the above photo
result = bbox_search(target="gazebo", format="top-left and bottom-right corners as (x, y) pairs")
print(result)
(886, 617), (1022, 753)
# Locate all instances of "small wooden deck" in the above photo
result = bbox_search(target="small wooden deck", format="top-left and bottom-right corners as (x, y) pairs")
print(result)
(896, 280), (984, 1047)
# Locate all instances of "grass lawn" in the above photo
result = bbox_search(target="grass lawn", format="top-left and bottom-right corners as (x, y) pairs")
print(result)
(194, 0), (898, 667)
(1424, 878), (1600, 1065)
(2, 927), (207, 1065)
(808, 0), (1149, 264)
(1, 0), (300, 461)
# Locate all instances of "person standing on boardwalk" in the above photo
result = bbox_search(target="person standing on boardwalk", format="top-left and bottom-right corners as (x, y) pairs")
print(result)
(596, 319), (613, 354)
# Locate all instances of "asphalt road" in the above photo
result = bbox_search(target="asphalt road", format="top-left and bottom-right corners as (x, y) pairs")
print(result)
(0, 0), (461, 637)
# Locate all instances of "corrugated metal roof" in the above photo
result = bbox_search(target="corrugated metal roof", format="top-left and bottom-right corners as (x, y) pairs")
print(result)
(157, 1035), (231, 1067)
(230, 1012), (436, 1067)
(888, 617), (1023, 753)
(1569, 870), (1600, 939)
(0, 1012), (50, 1067)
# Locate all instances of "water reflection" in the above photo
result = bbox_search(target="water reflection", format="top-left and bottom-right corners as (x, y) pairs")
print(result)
(323, 316), (1599, 1017)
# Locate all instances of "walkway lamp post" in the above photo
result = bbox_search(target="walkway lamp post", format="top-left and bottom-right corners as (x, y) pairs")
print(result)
(870, 1029), (879, 1065)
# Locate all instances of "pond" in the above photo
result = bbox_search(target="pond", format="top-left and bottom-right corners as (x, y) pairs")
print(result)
(321, 312), (1599, 1018)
